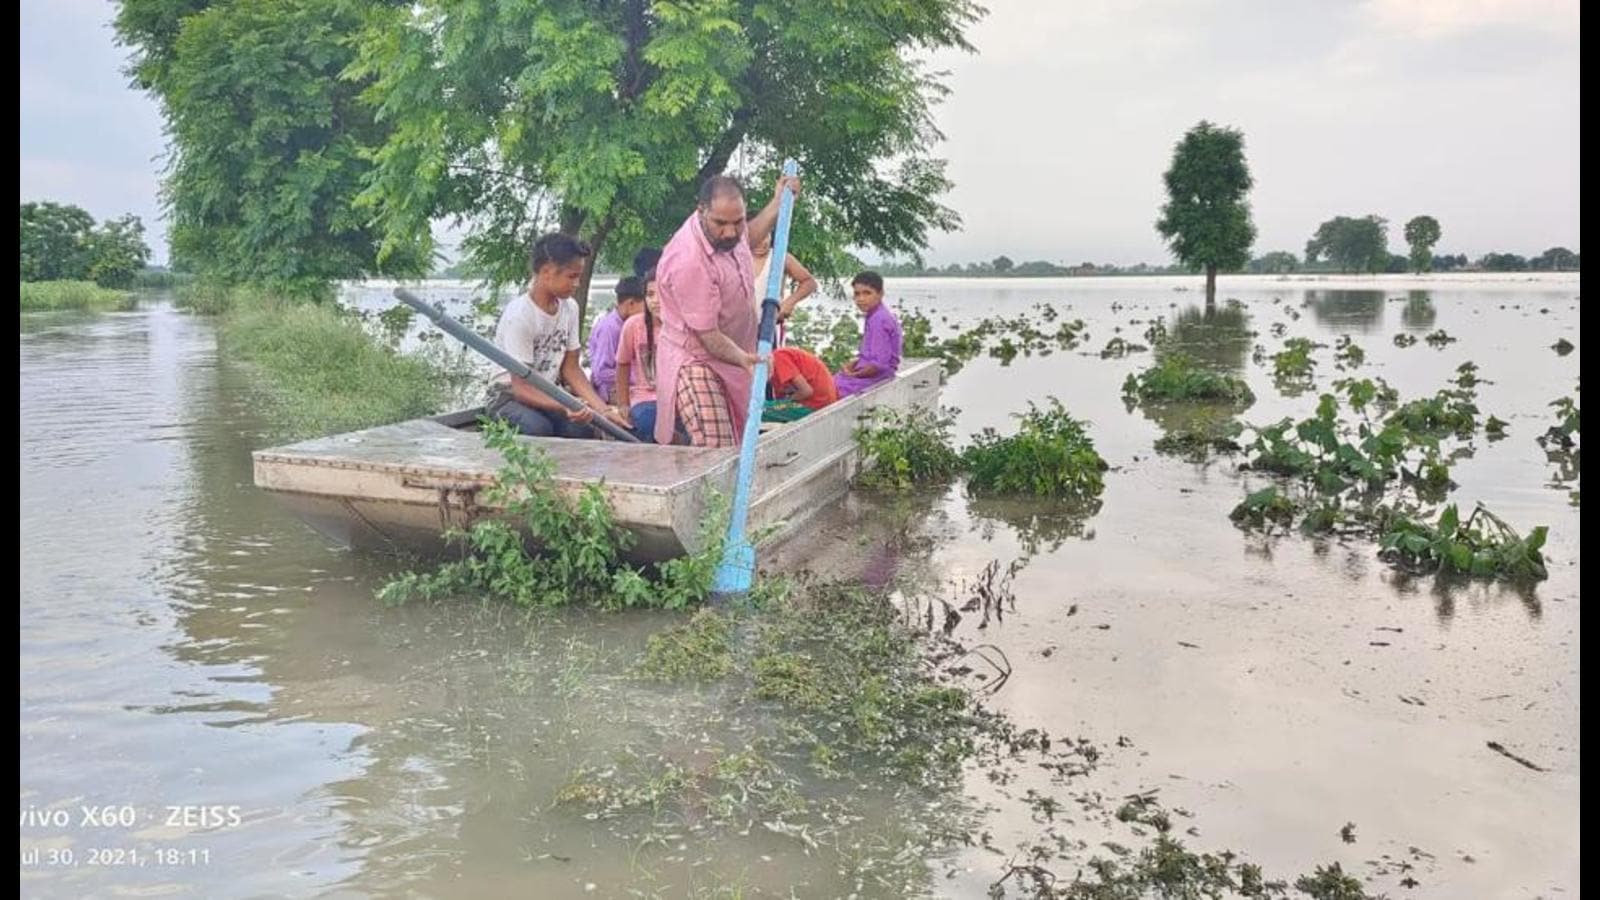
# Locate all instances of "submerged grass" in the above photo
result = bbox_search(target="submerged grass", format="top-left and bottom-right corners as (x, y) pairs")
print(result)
(19, 280), (137, 312)
(636, 608), (735, 681)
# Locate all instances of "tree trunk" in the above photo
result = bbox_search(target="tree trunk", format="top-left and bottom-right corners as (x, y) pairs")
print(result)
(694, 106), (755, 186)
(575, 212), (617, 332)
(1204, 263), (1217, 309)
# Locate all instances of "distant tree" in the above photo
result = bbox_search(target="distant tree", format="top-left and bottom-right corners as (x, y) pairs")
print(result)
(991, 254), (1014, 274)
(1479, 252), (1529, 272)
(19, 202), (151, 287)
(20, 201), (96, 282)
(1249, 250), (1299, 274)
(1531, 246), (1579, 271)
(1403, 215), (1442, 273)
(1305, 215), (1388, 273)
(84, 214), (152, 288)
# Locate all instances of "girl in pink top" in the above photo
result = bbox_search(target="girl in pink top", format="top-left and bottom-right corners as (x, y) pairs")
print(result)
(614, 272), (666, 442)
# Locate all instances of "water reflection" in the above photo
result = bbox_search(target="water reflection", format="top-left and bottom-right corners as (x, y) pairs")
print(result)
(1159, 302), (1253, 372)
(966, 493), (1102, 558)
(1401, 291), (1437, 329)
(1304, 289), (1386, 332)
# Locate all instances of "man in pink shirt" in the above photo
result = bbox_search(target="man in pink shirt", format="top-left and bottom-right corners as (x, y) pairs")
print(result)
(653, 173), (800, 447)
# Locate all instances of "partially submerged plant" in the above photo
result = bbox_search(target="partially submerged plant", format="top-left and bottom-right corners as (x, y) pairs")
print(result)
(1333, 335), (1365, 369)
(854, 405), (965, 491)
(1271, 337), (1322, 394)
(1229, 486), (1298, 532)
(1379, 503), (1549, 583)
(1122, 352), (1255, 406)
(964, 399), (1108, 499)
(1100, 336), (1149, 358)
(1424, 328), (1458, 348)
(378, 419), (726, 609)
(1386, 389), (1479, 439)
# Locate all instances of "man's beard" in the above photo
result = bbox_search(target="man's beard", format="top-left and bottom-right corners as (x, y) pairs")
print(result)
(701, 217), (741, 252)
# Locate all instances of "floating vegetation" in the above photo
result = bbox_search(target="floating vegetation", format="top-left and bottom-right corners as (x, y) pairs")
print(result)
(855, 398), (1108, 502)
(1393, 332), (1418, 348)
(1386, 389), (1480, 440)
(1424, 329), (1458, 348)
(635, 608), (735, 681)
(1232, 368), (1550, 581)
(1552, 338), (1575, 356)
(1099, 336), (1149, 358)
(1230, 486), (1298, 531)
(835, 303), (1090, 377)
(1333, 335), (1365, 369)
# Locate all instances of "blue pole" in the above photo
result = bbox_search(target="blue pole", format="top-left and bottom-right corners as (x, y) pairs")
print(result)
(711, 159), (799, 600)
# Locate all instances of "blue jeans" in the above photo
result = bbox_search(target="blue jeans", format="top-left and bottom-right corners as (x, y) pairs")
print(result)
(628, 401), (690, 444)
(487, 395), (597, 439)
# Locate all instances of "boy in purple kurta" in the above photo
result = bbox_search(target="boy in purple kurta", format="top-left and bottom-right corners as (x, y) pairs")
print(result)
(585, 276), (645, 403)
(834, 271), (902, 397)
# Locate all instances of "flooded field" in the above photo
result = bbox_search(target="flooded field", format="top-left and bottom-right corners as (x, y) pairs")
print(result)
(21, 273), (1578, 897)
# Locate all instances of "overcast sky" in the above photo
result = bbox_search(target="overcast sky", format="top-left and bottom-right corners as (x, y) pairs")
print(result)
(20, 0), (1580, 267)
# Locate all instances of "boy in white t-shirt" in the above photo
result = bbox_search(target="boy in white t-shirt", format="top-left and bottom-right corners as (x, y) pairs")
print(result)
(486, 233), (632, 439)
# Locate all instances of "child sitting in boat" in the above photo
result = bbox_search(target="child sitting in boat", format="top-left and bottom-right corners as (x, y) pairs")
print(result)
(485, 233), (631, 439)
(768, 347), (838, 412)
(613, 268), (675, 443)
(586, 276), (646, 404)
(833, 271), (902, 397)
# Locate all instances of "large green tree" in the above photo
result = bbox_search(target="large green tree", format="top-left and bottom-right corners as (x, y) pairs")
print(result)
(1304, 215), (1388, 274)
(351, 0), (981, 318)
(1402, 215), (1441, 273)
(1154, 121), (1256, 307)
(115, 0), (429, 299)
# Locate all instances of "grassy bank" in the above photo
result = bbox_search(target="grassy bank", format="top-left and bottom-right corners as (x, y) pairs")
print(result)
(132, 269), (197, 290)
(218, 298), (452, 439)
(19, 280), (137, 312)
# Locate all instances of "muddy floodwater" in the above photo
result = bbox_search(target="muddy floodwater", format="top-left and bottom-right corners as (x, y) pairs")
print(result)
(21, 273), (1578, 898)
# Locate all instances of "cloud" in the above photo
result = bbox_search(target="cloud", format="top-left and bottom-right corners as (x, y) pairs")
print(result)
(1361, 0), (1580, 40)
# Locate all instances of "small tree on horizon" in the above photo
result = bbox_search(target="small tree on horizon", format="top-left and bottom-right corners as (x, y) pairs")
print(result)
(1404, 215), (1442, 273)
